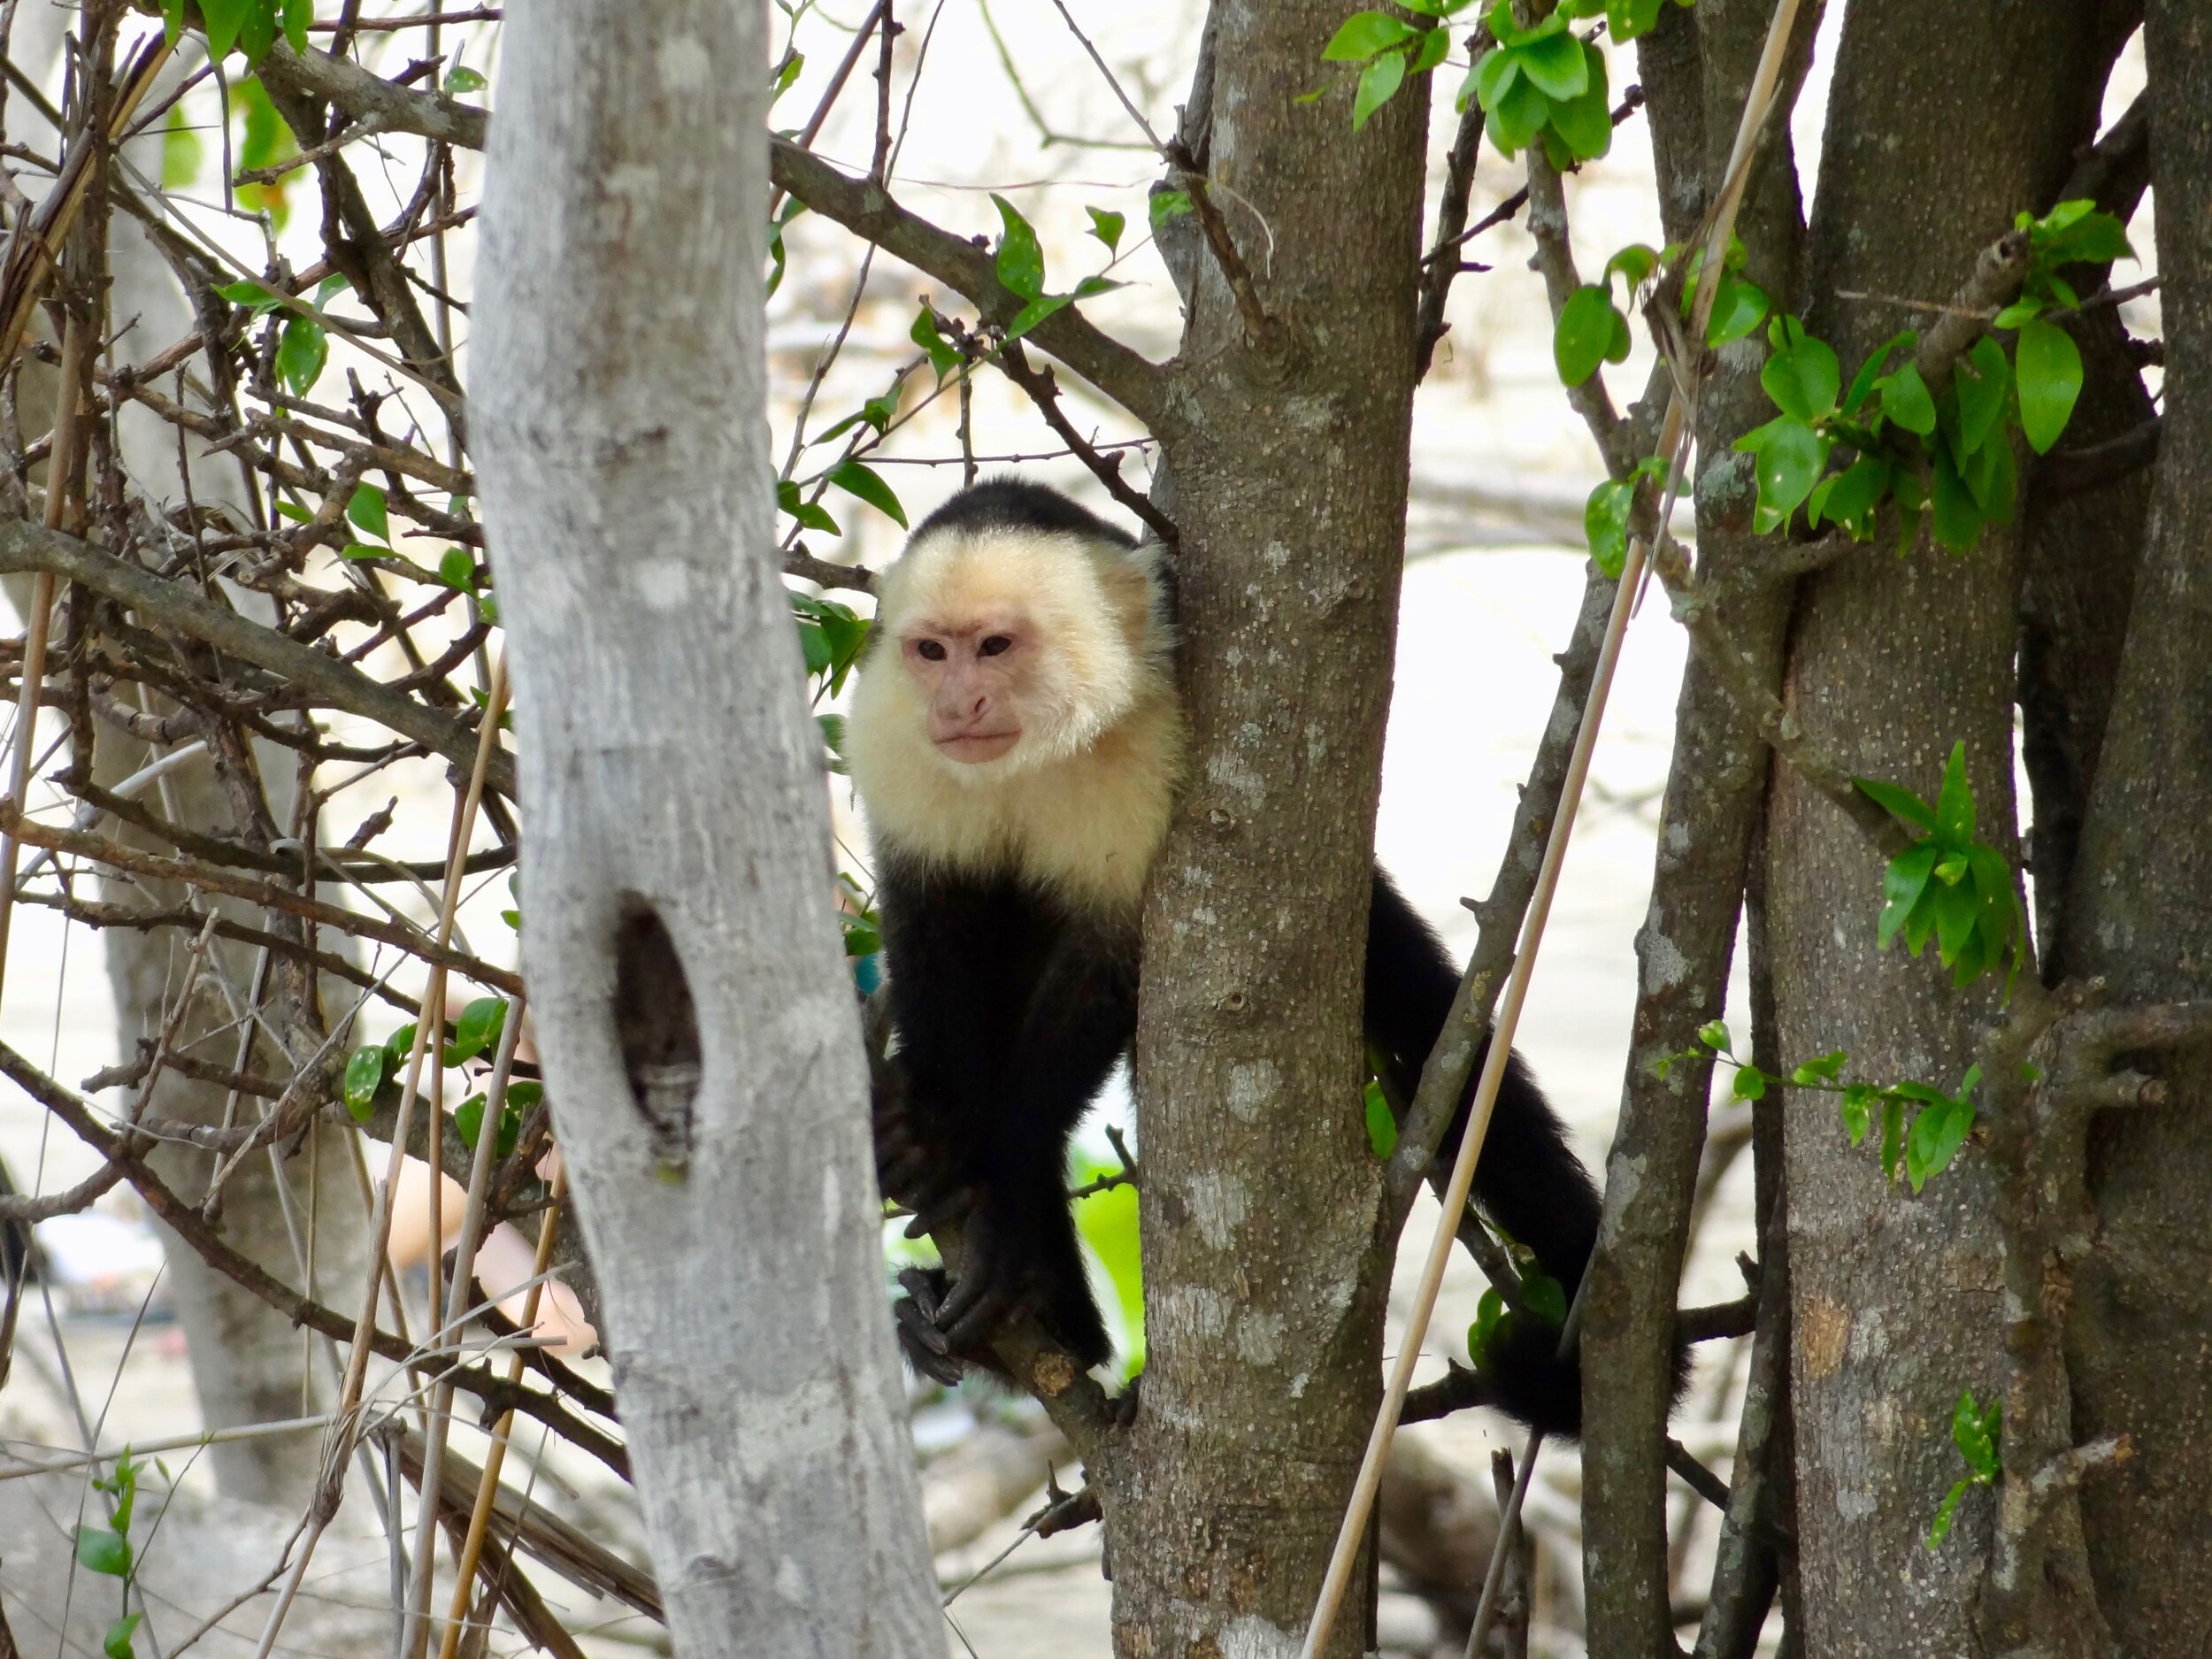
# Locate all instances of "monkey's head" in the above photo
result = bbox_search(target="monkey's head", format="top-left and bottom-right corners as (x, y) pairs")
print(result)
(849, 496), (1170, 786)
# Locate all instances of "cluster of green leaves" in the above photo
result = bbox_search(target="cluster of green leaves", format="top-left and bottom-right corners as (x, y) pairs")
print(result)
(216, 273), (347, 399)
(987, 194), (1125, 345)
(1732, 201), (2131, 549)
(1663, 1021), (1982, 1194)
(1466, 2), (1615, 165)
(342, 995), (511, 1122)
(1467, 1246), (1566, 1371)
(1573, 239), (1768, 572)
(78, 1453), (152, 1658)
(792, 593), (868, 699)
(1927, 1388), (2001, 1549)
(1860, 741), (2025, 992)
(1320, 0), (1687, 142)
(454, 1076), (541, 1160)
(163, 0), (311, 67)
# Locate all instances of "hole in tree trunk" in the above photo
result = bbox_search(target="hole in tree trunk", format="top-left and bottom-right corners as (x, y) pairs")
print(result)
(612, 896), (701, 1164)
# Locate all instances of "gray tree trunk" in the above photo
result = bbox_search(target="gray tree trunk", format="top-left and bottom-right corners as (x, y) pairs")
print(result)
(1112, 5), (1429, 1654)
(472, 5), (942, 1655)
(1768, 4), (2119, 1652)
(2057, 7), (2212, 1650)
(7, 7), (367, 1507)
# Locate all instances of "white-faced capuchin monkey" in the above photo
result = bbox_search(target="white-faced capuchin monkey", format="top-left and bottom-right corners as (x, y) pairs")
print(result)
(845, 477), (1623, 1434)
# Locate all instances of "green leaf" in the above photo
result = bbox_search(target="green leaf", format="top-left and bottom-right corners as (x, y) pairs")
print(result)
(163, 0), (186, 48)
(1520, 1268), (1567, 1325)
(1952, 1388), (2001, 1479)
(1086, 206), (1125, 255)
(347, 482), (390, 544)
(1544, 51), (1613, 160)
(1931, 870), (1979, 967)
(216, 279), (285, 316)
(76, 1525), (132, 1577)
(275, 314), (326, 397)
(1855, 776), (1936, 833)
(1554, 286), (1621, 387)
(1485, 72), (1550, 155)
(1791, 1050), (1848, 1086)
(1880, 362), (1938, 435)
(1906, 1094), (1973, 1191)
(241, 0), (275, 64)
(1005, 292), (1074, 342)
(1515, 30), (1589, 100)
(1584, 475), (1634, 580)
(1363, 1079), (1398, 1158)
(1409, 25), (1452, 73)
(1697, 1019), (1732, 1054)
(1809, 453), (1890, 538)
(1352, 49), (1409, 130)
(1934, 741), (1974, 846)
(454, 1093), (521, 1158)
(1468, 1286), (1507, 1368)
(445, 62), (488, 94)
(1878, 843), (1940, 950)
(453, 996), (507, 1064)
(1840, 1081), (1878, 1146)
(910, 306), (962, 378)
(1959, 415), (2018, 521)
(1841, 330), (1915, 418)
(827, 460), (908, 527)
(1760, 325), (1841, 421)
(199, 0), (252, 60)
(1929, 451), (1984, 552)
(281, 0), (313, 53)
(1954, 336), (2011, 457)
(342, 1045), (385, 1120)
(1470, 44), (1519, 112)
(2014, 317), (2083, 454)
(1604, 243), (1659, 290)
(990, 194), (1047, 300)
(1744, 416), (1828, 530)
(434, 548), (474, 591)
(1148, 188), (1194, 235)
(1705, 276), (1769, 346)
(1607, 0), (1663, 38)
(103, 1614), (142, 1659)
(1325, 12), (1417, 59)
(1732, 1064), (1768, 1102)
(1927, 1479), (1970, 1550)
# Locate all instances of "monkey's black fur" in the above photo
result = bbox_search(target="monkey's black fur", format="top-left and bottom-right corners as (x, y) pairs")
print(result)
(863, 480), (1630, 1436)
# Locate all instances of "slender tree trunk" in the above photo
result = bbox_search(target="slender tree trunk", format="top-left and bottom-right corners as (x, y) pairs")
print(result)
(472, 8), (941, 1655)
(2057, 10), (2212, 1651)
(1112, 6), (1428, 1653)
(1768, 5), (2112, 1652)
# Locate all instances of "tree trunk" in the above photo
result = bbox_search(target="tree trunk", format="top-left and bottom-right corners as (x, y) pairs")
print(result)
(472, 7), (941, 1655)
(2057, 9), (2212, 1651)
(1111, 6), (1428, 1654)
(1769, 5), (2113, 1652)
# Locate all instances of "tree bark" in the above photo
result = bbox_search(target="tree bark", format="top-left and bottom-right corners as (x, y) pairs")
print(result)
(1111, 6), (1428, 1654)
(1769, 5), (2111, 1652)
(2056, 9), (2212, 1651)
(472, 7), (941, 1655)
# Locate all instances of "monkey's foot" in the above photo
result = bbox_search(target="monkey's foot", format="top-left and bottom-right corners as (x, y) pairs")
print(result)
(893, 1266), (968, 1387)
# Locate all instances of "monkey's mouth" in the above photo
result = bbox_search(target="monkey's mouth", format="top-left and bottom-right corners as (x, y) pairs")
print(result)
(934, 730), (1021, 764)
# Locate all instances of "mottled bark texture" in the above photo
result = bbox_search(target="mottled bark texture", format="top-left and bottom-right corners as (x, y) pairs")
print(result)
(1110, 6), (1428, 1654)
(1579, 4), (1812, 1651)
(1769, 5), (2113, 1654)
(472, 7), (942, 1655)
(2055, 7), (2212, 1651)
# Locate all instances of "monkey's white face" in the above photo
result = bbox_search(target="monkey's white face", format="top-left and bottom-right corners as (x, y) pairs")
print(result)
(900, 613), (1035, 765)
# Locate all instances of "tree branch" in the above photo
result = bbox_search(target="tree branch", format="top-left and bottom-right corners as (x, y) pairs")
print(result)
(767, 140), (1169, 428)
(0, 513), (515, 797)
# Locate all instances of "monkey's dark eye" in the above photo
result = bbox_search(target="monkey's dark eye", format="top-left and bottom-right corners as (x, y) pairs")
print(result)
(979, 634), (1013, 657)
(915, 639), (948, 662)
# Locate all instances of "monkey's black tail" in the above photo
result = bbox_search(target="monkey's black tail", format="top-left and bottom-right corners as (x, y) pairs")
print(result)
(1364, 867), (1676, 1438)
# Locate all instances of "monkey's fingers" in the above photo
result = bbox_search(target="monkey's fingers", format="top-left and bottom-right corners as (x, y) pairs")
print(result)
(895, 1299), (963, 1386)
(901, 1177), (977, 1239)
(936, 1278), (1017, 1352)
